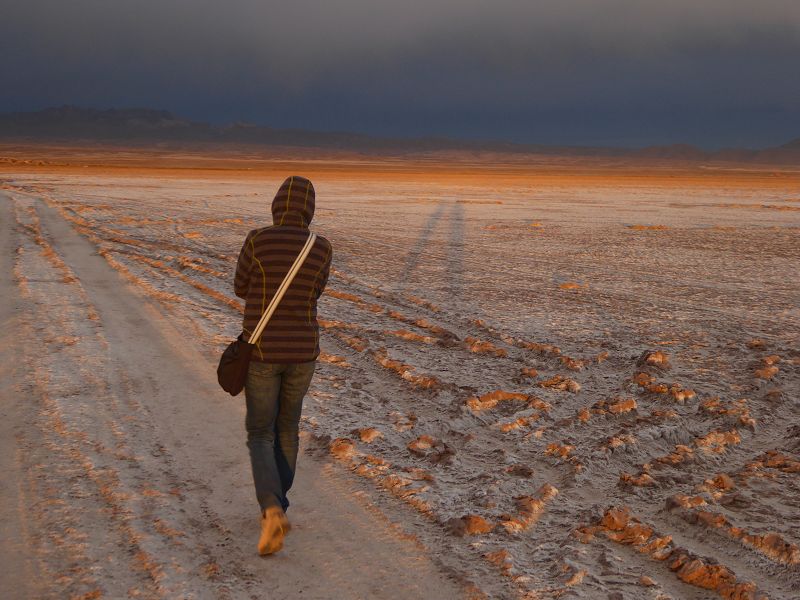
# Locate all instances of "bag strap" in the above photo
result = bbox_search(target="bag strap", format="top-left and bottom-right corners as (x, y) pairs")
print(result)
(247, 232), (317, 344)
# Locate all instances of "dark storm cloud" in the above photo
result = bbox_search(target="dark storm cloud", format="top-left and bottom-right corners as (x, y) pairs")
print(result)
(2, 0), (799, 147)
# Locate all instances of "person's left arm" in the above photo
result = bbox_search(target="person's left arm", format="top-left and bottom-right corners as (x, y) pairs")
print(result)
(234, 230), (255, 299)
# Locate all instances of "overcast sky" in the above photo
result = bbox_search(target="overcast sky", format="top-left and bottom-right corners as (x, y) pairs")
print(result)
(2, 0), (799, 148)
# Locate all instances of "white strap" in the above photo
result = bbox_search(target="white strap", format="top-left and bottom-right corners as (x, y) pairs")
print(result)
(247, 232), (317, 344)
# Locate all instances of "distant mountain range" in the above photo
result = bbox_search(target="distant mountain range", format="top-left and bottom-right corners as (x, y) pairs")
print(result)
(1, 105), (799, 164)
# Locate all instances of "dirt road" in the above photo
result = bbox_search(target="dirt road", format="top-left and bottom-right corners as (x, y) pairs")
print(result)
(0, 190), (466, 599)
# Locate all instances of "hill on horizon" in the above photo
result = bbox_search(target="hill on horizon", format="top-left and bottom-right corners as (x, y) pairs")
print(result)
(1, 105), (799, 165)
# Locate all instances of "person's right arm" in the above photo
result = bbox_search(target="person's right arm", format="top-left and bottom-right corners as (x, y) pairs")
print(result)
(315, 240), (333, 299)
(234, 230), (255, 299)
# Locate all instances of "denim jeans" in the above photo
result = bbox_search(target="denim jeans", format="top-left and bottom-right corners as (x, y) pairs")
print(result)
(244, 360), (316, 513)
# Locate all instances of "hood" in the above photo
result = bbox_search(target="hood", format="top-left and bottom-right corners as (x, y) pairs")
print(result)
(271, 176), (315, 228)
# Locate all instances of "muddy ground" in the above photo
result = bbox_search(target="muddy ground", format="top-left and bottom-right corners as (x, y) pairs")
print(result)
(1, 152), (798, 599)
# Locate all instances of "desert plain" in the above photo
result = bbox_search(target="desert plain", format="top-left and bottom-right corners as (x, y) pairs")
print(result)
(1, 144), (798, 599)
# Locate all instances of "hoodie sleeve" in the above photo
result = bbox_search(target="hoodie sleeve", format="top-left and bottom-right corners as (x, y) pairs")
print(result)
(315, 241), (333, 299)
(234, 230), (255, 299)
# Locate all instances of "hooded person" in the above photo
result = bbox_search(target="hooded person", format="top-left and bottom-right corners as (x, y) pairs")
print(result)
(233, 175), (332, 555)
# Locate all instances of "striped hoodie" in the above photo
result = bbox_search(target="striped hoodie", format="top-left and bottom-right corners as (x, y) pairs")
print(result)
(234, 176), (332, 363)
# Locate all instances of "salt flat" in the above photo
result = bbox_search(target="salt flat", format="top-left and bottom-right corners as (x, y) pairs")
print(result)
(1, 151), (799, 599)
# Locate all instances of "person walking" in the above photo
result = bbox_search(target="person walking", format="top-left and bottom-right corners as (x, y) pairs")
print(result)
(233, 175), (332, 555)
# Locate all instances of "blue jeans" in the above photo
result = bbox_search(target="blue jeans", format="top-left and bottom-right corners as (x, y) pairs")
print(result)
(244, 360), (316, 513)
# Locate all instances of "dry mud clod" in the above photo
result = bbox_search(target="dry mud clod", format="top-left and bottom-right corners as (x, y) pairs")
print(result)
(498, 483), (559, 534)
(446, 514), (495, 537)
(578, 507), (768, 599)
(538, 375), (581, 393)
(355, 427), (383, 443)
(637, 349), (670, 369)
(407, 434), (454, 464)
(466, 390), (550, 413)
